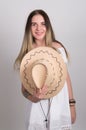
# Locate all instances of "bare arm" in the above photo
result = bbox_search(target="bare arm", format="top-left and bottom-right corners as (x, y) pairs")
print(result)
(66, 72), (76, 124)
(21, 85), (40, 103)
(21, 84), (47, 103)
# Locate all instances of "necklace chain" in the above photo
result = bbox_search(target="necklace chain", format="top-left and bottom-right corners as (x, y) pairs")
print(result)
(40, 98), (53, 122)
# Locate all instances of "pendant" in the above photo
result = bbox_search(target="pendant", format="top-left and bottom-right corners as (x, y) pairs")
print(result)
(45, 119), (48, 122)
(45, 119), (48, 128)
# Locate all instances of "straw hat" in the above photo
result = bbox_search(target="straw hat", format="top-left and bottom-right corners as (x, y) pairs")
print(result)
(20, 46), (67, 99)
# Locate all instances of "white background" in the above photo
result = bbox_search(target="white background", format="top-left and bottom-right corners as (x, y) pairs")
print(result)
(0, 0), (86, 130)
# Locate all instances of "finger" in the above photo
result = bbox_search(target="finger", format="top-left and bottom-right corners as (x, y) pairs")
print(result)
(38, 94), (44, 99)
(42, 85), (47, 90)
(36, 88), (41, 93)
(39, 89), (42, 93)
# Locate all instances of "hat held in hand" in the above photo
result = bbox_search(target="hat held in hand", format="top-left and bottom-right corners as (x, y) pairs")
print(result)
(20, 46), (67, 99)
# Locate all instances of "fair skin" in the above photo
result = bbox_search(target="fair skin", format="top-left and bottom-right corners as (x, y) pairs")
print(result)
(22, 14), (76, 124)
(31, 14), (46, 46)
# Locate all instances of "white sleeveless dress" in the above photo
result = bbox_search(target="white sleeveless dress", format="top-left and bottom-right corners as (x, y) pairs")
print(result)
(25, 47), (72, 130)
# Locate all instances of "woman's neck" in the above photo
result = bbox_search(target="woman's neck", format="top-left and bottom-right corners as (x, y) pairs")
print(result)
(34, 39), (46, 47)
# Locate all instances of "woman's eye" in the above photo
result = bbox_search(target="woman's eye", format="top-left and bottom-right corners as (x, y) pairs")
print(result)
(31, 22), (46, 27)
(31, 23), (36, 26)
(41, 22), (46, 26)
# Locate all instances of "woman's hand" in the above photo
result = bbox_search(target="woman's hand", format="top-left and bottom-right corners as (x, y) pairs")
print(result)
(21, 84), (48, 102)
(33, 85), (48, 99)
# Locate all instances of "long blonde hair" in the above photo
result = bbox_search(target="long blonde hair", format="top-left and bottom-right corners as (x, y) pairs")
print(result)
(14, 9), (69, 69)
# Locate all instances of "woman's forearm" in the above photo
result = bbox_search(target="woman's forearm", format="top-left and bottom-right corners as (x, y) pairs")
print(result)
(21, 85), (40, 103)
(66, 72), (74, 99)
(66, 72), (76, 124)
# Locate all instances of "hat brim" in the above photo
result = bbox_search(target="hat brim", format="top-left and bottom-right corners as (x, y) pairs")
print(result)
(20, 46), (67, 99)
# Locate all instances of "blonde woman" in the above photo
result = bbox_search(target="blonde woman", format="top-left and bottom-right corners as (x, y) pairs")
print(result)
(14, 9), (76, 130)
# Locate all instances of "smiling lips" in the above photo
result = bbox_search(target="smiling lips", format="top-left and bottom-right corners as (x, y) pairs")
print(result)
(35, 31), (44, 36)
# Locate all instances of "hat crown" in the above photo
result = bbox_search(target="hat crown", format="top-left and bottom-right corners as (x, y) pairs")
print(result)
(32, 63), (47, 89)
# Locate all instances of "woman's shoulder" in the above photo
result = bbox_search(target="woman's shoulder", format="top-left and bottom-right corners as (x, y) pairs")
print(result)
(52, 41), (62, 49)
(52, 42), (68, 63)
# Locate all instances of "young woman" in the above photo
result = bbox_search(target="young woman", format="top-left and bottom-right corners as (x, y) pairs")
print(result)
(14, 9), (76, 130)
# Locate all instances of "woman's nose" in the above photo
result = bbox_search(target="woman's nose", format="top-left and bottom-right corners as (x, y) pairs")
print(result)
(36, 25), (41, 30)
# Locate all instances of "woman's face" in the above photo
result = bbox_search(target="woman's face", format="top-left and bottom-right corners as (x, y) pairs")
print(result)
(31, 14), (47, 41)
